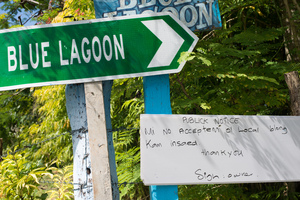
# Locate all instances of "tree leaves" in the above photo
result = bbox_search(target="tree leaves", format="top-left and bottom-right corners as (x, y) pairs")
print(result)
(0, 151), (51, 199)
(46, 165), (73, 200)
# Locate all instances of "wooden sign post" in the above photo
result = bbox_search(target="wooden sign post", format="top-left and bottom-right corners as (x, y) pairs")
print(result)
(66, 81), (119, 199)
(65, 84), (93, 198)
(84, 81), (113, 199)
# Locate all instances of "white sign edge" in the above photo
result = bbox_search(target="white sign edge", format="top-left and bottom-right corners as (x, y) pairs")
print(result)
(0, 68), (185, 91)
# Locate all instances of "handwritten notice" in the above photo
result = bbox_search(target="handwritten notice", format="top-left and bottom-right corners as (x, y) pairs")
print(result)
(140, 114), (300, 185)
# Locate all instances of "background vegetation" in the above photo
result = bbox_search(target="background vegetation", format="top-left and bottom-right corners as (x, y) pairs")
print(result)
(0, 0), (299, 199)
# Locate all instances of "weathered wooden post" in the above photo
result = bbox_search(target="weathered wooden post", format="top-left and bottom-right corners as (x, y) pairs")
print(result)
(84, 81), (119, 199)
(66, 81), (119, 199)
(66, 84), (93, 198)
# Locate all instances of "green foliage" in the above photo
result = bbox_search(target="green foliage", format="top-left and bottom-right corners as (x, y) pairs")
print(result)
(179, 183), (300, 200)
(179, 184), (246, 200)
(37, 8), (61, 24)
(0, 87), (72, 200)
(20, 85), (72, 165)
(0, 0), (65, 26)
(67, 0), (95, 20)
(111, 78), (149, 199)
(171, 0), (298, 116)
(46, 165), (74, 200)
(50, 0), (95, 24)
(0, 13), (9, 29)
(115, 146), (143, 199)
(0, 150), (52, 199)
(0, 89), (36, 150)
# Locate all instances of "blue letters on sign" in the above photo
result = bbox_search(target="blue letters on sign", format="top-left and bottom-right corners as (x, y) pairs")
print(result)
(93, 0), (222, 31)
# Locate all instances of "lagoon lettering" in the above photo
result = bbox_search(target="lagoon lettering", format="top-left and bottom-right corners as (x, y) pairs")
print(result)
(8, 42), (51, 71)
(103, 0), (216, 30)
(59, 34), (125, 66)
(7, 34), (125, 71)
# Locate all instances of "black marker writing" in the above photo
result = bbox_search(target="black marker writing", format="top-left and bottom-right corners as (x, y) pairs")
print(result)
(195, 169), (219, 181)
(201, 149), (243, 157)
(269, 125), (288, 134)
(145, 140), (162, 149)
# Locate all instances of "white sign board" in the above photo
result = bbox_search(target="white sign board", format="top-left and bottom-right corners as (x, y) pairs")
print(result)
(140, 114), (300, 185)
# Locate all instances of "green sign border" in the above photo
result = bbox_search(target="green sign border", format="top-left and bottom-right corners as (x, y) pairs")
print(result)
(0, 13), (198, 91)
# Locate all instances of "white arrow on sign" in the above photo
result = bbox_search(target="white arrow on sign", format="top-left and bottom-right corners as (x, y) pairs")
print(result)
(142, 19), (184, 68)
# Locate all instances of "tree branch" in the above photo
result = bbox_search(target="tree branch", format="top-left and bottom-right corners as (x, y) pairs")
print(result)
(291, 0), (300, 13)
(283, 0), (300, 61)
(48, 0), (52, 9)
(21, 0), (43, 6)
(23, 10), (41, 25)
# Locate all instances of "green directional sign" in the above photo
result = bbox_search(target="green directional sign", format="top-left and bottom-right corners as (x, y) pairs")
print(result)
(0, 13), (198, 91)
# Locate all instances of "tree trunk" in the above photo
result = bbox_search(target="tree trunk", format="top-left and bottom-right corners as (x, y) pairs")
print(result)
(281, 0), (300, 61)
(282, 0), (300, 194)
(285, 71), (300, 115)
(284, 71), (300, 198)
(282, 0), (300, 195)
